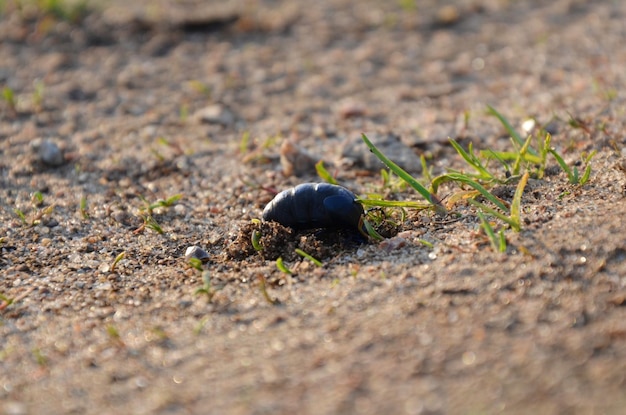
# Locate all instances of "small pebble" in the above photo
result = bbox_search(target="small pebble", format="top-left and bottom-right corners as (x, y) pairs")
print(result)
(336, 100), (367, 119)
(379, 236), (408, 252)
(185, 245), (210, 262)
(193, 104), (235, 126)
(279, 139), (317, 177)
(38, 139), (65, 166)
(174, 204), (187, 217)
(435, 5), (460, 26)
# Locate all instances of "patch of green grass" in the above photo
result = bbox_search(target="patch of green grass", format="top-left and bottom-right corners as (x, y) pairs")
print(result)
(241, 134), (282, 165)
(397, 0), (416, 12)
(135, 193), (183, 234)
(194, 270), (217, 303)
(187, 80), (212, 97)
(31, 191), (44, 206)
(190, 258), (222, 304)
(379, 169), (409, 194)
(1, 0), (91, 22)
(361, 216), (384, 241)
(239, 131), (251, 154)
(106, 324), (125, 347)
(484, 106), (595, 184)
(43, 0), (89, 21)
(33, 79), (45, 111)
(359, 105), (595, 251)
(146, 194), (183, 212)
(13, 193), (56, 226)
(549, 146), (596, 185)
(143, 215), (164, 234)
(31, 348), (48, 366)
(79, 196), (89, 219)
(0, 293), (14, 311)
(477, 211), (507, 253)
(361, 133), (445, 213)
(13, 208), (27, 225)
(2, 86), (17, 114)
(357, 204), (402, 240)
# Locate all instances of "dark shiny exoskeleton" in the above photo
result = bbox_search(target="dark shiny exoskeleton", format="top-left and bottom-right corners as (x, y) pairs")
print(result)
(262, 183), (364, 231)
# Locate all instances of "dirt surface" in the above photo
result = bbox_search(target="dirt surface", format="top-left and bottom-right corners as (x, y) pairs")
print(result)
(2, 1), (626, 414)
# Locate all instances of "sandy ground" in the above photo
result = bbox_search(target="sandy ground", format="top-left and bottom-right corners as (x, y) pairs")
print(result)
(2, 0), (626, 414)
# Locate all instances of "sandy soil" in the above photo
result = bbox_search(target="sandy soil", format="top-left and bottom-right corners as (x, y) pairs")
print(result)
(2, 0), (626, 414)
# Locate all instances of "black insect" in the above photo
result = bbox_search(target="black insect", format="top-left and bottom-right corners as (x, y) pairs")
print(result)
(262, 183), (364, 231)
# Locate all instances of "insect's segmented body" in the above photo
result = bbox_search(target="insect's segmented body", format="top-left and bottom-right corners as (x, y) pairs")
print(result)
(262, 183), (364, 231)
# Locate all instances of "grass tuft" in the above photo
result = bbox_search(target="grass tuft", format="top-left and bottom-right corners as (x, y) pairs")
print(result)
(361, 133), (445, 214)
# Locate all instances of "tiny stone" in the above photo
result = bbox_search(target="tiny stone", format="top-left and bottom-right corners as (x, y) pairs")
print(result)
(174, 204), (187, 216)
(279, 139), (317, 177)
(38, 139), (65, 166)
(185, 245), (210, 262)
(192, 104), (235, 126)
(436, 5), (460, 26)
(44, 218), (59, 228)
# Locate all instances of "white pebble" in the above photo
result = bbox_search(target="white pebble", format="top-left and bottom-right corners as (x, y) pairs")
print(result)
(185, 245), (209, 262)
(38, 139), (64, 166)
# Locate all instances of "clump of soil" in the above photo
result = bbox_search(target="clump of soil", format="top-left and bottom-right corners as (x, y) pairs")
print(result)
(226, 220), (366, 261)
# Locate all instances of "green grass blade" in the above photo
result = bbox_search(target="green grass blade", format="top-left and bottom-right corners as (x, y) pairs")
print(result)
(477, 210), (500, 252)
(315, 160), (338, 185)
(188, 258), (203, 272)
(239, 131), (250, 154)
(361, 133), (445, 213)
(14, 209), (27, 225)
(509, 171), (529, 232)
(548, 148), (576, 184)
(111, 251), (125, 272)
(512, 135), (533, 175)
(295, 249), (323, 267)
(276, 257), (293, 274)
(580, 163), (593, 185)
(361, 217), (384, 241)
(251, 230), (263, 251)
(449, 139), (493, 180)
(536, 133), (552, 179)
(483, 148), (510, 174)
(357, 198), (431, 209)
(420, 154), (433, 183)
(469, 199), (518, 230)
(480, 150), (542, 165)
(486, 105), (525, 148)
(498, 229), (507, 253)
